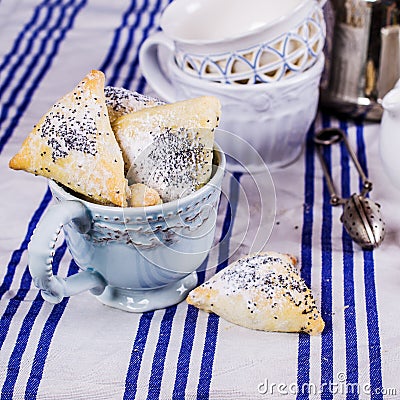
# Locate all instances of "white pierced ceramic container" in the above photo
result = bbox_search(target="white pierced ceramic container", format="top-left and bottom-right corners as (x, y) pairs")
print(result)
(174, 3), (325, 84)
(140, 0), (325, 85)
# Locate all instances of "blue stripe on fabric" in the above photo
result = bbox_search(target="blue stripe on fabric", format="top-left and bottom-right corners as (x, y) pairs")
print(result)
(171, 305), (199, 400)
(0, 0), (55, 106)
(0, 187), (52, 300)
(135, 0), (173, 93)
(196, 184), (228, 286)
(339, 122), (359, 400)
(196, 312), (220, 399)
(3, 2), (131, 396)
(0, 0), (50, 78)
(124, 207), (223, 400)
(103, 3), (165, 398)
(320, 132), (334, 400)
(123, 0), (163, 90)
(124, 172), (240, 400)
(171, 189), (228, 399)
(124, 311), (155, 399)
(0, 0), (68, 129)
(215, 197), (233, 273)
(196, 255), (209, 287)
(363, 252), (383, 400)
(0, 242), (67, 400)
(0, 267), (33, 351)
(197, 171), (243, 399)
(146, 306), (178, 400)
(107, 0), (149, 88)
(355, 126), (383, 400)
(0, 0), (87, 154)
(23, 0), (156, 392)
(296, 123), (316, 400)
(24, 260), (79, 399)
(300, 123), (317, 288)
(123, 0), (164, 88)
(99, 0), (138, 75)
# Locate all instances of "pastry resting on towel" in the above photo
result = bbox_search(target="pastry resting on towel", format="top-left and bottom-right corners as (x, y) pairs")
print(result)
(112, 96), (221, 202)
(187, 251), (325, 335)
(9, 70), (128, 207)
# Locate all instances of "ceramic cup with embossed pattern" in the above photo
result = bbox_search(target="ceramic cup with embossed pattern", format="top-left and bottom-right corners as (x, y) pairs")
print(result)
(28, 144), (225, 313)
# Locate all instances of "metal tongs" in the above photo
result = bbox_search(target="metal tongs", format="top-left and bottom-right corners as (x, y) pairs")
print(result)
(314, 128), (385, 250)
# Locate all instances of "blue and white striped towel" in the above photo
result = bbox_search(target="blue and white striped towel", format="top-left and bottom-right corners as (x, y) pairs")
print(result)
(0, 1), (399, 399)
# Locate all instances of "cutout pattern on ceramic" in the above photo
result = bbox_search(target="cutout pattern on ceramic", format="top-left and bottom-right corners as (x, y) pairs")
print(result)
(175, 6), (325, 84)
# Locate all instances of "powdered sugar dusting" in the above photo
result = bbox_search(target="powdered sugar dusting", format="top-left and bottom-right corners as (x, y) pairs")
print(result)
(25, 73), (127, 206)
(104, 86), (164, 123)
(125, 126), (209, 202)
(111, 95), (220, 204)
(40, 101), (101, 162)
(202, 253), (321, 322)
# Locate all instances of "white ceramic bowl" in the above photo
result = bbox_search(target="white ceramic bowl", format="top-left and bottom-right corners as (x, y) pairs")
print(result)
(140, 0), (325, 85)
(174, 3), (326, 84)
(142, 52), (325, 168)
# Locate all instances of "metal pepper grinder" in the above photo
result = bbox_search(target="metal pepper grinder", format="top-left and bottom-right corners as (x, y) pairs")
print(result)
(320, 0), (400, 121)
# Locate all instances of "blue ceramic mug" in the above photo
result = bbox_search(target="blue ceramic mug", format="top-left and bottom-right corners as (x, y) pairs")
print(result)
(28, 145), (225, 312)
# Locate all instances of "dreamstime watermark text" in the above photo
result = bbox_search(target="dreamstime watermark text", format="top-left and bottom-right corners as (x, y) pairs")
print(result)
(257, 372), (397, 397)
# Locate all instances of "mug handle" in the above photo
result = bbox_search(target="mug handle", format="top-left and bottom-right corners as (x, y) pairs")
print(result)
(28, 200), (106, 304)
(139, 31), (177, 103)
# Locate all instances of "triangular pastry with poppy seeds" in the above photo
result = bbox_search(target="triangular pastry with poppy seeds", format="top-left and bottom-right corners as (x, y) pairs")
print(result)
(112, 96), (221, 202)
(187, 251), (325, 335)
(9, 70), (128, 207)
(104, 86), (164, 124)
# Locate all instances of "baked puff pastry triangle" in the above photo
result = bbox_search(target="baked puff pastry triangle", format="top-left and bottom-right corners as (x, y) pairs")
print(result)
(104, 86), (164, 124)
(112, 96), (221, 202)
(187, 252), (325, 335)
(9, 70), (128, 207)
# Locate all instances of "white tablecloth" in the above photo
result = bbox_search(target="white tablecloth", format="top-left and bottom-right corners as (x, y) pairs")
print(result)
(0, 1), (399, 399)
